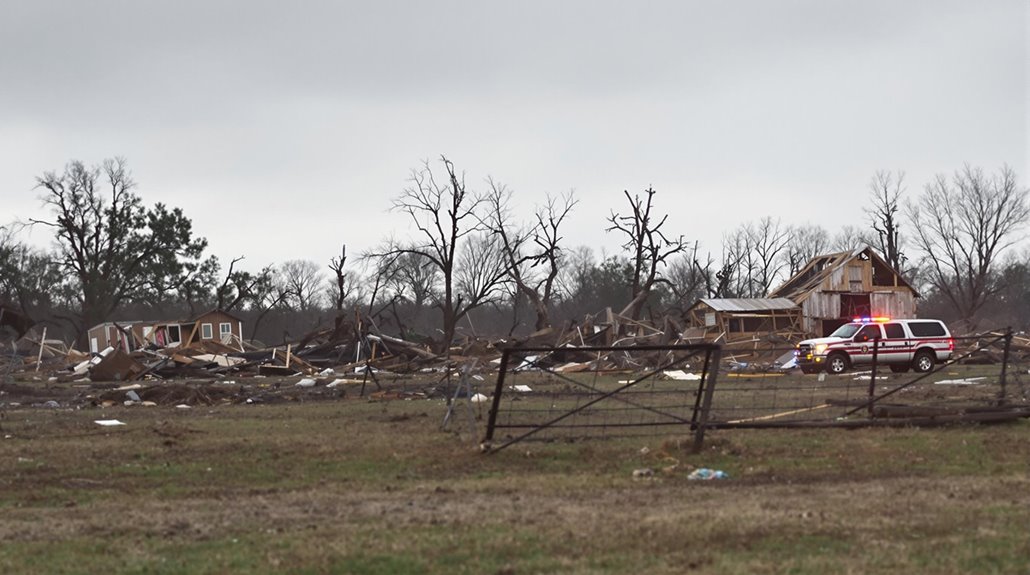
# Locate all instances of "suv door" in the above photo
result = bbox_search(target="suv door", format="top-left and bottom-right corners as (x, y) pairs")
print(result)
(880, 322), (912, 364)
(849, 324), (884, 364)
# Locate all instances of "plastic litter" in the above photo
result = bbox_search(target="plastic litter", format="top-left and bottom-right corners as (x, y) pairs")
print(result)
(687, 468), (728, 480)
(632, 468), (654, 478)
(94, 419), (126, 427)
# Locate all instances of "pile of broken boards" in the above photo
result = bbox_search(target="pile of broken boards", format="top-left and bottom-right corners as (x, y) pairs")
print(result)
(955, 331), (1030, 365)
(6, 307), (815, 396)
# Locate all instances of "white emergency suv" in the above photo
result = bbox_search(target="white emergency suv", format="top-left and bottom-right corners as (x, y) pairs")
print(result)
(794, 317), (953, 374)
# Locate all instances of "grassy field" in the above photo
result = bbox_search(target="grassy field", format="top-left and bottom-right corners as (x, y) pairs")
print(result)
(1, 382), (1029, 574)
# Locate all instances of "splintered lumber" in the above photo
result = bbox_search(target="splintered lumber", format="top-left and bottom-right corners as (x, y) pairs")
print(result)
(269, 348), (316, 373)
(372, 334), (438, 360)
(89, 348), (146, 382)
(34, 327), (47, 370)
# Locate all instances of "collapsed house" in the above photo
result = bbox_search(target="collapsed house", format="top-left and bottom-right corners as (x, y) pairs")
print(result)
(86, 309), (246, 353)
(769, 246), (918, 336)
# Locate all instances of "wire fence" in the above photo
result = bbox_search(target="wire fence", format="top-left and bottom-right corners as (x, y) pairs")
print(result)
(482, 344), (721, 453)
(482, 330), (1030, 452)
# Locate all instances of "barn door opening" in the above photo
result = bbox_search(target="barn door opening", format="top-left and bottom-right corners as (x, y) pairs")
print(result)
(840, 293), (871, 319)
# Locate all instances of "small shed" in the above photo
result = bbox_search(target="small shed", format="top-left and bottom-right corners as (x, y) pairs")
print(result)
(769, 246), (918, 336)
(685, 297), (802, 341)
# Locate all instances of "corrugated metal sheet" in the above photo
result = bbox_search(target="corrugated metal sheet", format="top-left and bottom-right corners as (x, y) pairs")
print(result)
(699, 298), (799, 312)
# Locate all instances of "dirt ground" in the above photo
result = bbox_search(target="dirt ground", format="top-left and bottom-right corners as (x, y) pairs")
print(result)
(2, 371), (1029, 574)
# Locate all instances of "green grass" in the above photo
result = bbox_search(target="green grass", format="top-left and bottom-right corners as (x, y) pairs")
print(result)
(1, 397), (1029, 574)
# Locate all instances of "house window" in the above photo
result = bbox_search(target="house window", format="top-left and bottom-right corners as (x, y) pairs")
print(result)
(219, 323), (232, 338)
(167, 325), (181, 344)
(201, 323), (213, 340)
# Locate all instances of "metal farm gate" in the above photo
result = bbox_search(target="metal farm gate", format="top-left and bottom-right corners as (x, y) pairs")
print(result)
(482, 331), (1030, 453)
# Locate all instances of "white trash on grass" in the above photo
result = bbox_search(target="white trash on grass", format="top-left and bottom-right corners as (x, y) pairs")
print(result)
(663, 370), (701, 381)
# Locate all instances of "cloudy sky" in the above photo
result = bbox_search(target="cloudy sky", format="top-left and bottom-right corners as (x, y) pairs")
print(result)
(2, 1), (1027, 273)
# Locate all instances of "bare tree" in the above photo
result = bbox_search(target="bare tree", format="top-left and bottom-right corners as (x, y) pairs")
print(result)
(247, 268), (291, 342)
(327, 245), (349, 312)
(214, 256), (273, 312)
(385, 251), (438, 323)
(719, 218), (790, 298)
(867, 170), (907, 272)
(324, 245), (366, 318)
(370, 156), (489, 353)
(784, 224), (830, 276)
(607, 187), (687, 320)
(908, 165), (1030, 331)
(666, 241), (710, 311)
(483, 181), (577, 330)
(453, 232), (509, 335)
(748, 217), (790, 296)
(831, 225), (876, 253)
(279, 259), (325, 312)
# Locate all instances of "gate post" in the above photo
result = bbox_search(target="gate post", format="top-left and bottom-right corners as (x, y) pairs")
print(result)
(482, 350), (511, 450)
(692, 346), (722, 453)
(868, 337), (880, 418)
(998, 328), (1012, 406)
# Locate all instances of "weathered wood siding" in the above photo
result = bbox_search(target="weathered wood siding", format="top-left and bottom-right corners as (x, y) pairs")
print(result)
(870, 292), (916, 318)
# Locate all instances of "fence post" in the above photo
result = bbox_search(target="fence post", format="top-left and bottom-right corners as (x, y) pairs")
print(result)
(482, 349), (511, 449)
(998, 328), (1012, 406)
(867, 337), (880, 418)
(692, 346), (722, 453)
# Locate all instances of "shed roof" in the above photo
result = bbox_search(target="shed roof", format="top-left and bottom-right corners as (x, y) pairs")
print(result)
(697, 298), (799, 312)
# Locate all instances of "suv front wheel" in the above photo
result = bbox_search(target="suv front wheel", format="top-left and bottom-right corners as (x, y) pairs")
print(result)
(826, 353), (850, 374)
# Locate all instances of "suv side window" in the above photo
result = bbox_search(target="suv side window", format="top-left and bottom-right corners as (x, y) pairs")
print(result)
(909, 321), (946, 337)
(884, 323), (906, 339)
(854, 325), (882, 342)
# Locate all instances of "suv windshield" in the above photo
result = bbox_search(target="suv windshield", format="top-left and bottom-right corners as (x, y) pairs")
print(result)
(830, 324), (861, 338)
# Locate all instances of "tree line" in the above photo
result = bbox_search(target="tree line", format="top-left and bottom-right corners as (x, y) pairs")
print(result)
(2, 157), (1028, 351)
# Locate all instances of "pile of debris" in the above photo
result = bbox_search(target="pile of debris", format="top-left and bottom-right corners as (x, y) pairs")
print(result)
(2, 306), (813, 386)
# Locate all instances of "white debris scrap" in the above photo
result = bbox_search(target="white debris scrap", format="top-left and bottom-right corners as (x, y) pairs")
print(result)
(934, 377), (986, 385)
(663, 370), (702, 381)
(326, 379), (362, 388)
(94, 419), (126, 427)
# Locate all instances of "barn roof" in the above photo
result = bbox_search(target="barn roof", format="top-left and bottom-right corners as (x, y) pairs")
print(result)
(769, 246), (917, 301)
(696, 297), (799, 312)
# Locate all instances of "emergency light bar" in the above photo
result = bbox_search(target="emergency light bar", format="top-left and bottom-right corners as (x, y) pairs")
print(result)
(852, 316), (891, 323)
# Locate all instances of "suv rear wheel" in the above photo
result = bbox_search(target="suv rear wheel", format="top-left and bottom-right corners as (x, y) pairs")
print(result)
(826, 353), (849, 374)
(912, 350), (935, 373)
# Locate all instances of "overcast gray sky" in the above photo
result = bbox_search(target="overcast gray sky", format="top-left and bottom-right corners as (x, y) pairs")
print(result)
(2, 0), (1027, 273)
